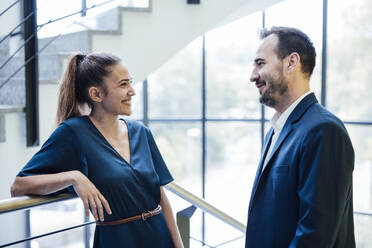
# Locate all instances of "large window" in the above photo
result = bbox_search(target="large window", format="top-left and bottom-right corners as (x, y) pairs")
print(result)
(327, 0), (372, 246)
(29, 0), (372, 246)
(139, 0), (372, 246)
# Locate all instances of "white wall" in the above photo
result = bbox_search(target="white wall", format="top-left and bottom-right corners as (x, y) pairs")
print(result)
(92, 0), (283, 82)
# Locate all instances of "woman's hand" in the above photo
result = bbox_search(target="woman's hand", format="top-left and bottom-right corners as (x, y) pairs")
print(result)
(160, 186), (184, 248)
(11, 171), (111, 221)
(70, 171), (112, 221)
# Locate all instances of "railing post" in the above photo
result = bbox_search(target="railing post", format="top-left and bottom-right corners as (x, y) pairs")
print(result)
(25, 209), (31, 248)
(176, 205), (196, 248)
(143, 79), (149, 126)
(84, 215), (90, 248)
(81, 0), (87, 16)
(23, 0), (39, 147)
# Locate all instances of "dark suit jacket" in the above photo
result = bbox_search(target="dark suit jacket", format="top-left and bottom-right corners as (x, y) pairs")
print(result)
(245, 93), (355, 248)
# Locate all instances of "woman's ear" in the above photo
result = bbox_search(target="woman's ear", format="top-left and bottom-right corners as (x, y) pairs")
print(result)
(88, 86), (103, 103)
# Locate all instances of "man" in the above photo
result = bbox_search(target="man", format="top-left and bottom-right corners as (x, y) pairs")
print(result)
(246, 26), (355, 247)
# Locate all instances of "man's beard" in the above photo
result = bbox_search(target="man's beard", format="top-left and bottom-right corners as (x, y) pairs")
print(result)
(259, 75), (288, 108)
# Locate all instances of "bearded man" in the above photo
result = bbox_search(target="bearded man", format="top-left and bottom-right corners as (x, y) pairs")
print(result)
(245, 26), (355, 248)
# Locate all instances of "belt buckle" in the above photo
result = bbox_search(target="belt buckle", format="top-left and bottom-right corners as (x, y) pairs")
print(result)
(141, 212), (147, 221)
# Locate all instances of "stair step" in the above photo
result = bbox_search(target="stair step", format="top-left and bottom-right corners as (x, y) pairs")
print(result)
(38, 30), (91, 55)
(73, 7), (120, 32)
(0, 105), (24, 113)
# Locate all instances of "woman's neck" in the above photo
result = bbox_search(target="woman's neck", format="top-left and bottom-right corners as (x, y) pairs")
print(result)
(89, 109), (121, 137)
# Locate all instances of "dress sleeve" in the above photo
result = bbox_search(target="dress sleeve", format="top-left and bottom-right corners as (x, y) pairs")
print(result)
(17, 123), (87, 194)
(145, 127), (174, 186)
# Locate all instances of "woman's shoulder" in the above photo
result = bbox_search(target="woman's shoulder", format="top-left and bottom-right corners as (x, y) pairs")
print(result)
(121, 118), (153, 138)
(122, 118), (147, 130)
(63, 115), (88, 125)
(51, 116), (89, 139)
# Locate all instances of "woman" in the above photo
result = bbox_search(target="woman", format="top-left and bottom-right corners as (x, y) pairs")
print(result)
(10, 53), (183, 248)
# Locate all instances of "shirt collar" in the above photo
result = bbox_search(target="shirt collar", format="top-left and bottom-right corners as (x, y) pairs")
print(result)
(270, 91), (312, 133)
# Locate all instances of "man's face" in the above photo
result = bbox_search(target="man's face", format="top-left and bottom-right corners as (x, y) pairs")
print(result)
(250, 34), (288, 108)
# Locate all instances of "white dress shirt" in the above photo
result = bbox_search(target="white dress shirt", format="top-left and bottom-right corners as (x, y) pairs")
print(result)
(262, 91), (312, 171)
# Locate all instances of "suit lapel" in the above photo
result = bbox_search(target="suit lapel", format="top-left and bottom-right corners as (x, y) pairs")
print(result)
(260, 124), (293, 175)
(260, 93), (318, 175)
(248, 128), (274, 214)
(248, 93), (318, 216)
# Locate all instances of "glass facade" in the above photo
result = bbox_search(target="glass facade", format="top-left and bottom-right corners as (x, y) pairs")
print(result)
(141, 0), (372, 246)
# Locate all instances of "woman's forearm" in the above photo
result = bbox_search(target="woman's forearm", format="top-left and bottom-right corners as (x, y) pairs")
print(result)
(11, 171), (112, 221)
(10, 171), (79, 196)
(159, 186), (184, 248)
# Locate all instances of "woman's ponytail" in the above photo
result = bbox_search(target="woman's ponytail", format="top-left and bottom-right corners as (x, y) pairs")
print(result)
(56, 54), (84, 125)
(56, 52), (121, 125)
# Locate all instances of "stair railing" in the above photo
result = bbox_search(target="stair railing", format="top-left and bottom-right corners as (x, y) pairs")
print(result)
(0, 181), (246, 248)
(0, 0), (131, 148)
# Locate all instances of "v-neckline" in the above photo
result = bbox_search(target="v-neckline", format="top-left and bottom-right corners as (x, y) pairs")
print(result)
(85, 116), (132, 166)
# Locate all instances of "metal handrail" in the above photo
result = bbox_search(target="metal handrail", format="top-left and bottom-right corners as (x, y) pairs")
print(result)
(354, 210), (372, 217)
(166, 182), (246, 233)
(0, 182), (245, 247)
(0, 0), (120, 90)
(37, 0), (115, 29)
(0, 23), (38, 72)
(0, 12), (33, 45)
(0, 193), (75, 214)
(3, 182), (371, 232)
(0, 182), (246, 233)
(0, 32), (62, 90)
(0, 0), (21, 17)
(1, 218), (95, 248)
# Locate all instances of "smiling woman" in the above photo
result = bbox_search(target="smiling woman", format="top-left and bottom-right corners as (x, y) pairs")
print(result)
(10, 53), (183, 248)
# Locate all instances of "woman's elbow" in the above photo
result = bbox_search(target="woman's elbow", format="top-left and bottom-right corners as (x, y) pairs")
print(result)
(10, 177), (24, 197)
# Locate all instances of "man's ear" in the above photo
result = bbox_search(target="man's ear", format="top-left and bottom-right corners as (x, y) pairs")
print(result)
(88, 86), (104, 103)
(287, 52), (300, 73)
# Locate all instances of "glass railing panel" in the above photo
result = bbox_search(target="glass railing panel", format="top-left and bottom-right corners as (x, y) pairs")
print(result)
(29, 198), (88, 248)
(0, 210), (29, 247)
(205, 121), (260, 245)
(354, 213), (372, 247)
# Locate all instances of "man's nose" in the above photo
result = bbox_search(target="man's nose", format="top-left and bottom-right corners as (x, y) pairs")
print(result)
(128, 86), (136, 96)
(250, 69), (259, 82)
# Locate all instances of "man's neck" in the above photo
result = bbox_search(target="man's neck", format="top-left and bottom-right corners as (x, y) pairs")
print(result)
(275, 90), (310, 118)
(274, 84), (310, 114)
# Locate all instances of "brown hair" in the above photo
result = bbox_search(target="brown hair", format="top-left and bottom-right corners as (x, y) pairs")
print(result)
(56, 53), (121, 125)
(259, 26), (316, 78)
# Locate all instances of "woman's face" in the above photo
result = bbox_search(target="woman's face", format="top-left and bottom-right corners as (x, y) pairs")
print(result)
(100, 63), (136, 116)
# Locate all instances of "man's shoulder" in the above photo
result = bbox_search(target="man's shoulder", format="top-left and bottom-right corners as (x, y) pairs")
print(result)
(300, 103), (347, 135)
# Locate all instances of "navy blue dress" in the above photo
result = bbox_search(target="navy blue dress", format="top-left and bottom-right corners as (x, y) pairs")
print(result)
(18, 116), (175, 248)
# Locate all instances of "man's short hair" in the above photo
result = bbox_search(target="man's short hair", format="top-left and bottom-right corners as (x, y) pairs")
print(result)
(259, 26), (316, 78)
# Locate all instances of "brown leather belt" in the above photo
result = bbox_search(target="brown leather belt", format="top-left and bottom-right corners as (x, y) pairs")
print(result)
(96, 205), (162, 226)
